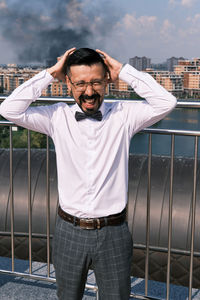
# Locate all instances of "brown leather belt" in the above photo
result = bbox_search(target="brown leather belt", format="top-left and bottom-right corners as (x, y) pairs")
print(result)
(58, 206), (126, 230)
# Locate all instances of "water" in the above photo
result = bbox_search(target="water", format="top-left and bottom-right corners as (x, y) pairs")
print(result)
(130, 107), (200, 157)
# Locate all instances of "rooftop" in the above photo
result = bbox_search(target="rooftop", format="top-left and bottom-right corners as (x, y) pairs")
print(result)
(0, 257), (200, 300)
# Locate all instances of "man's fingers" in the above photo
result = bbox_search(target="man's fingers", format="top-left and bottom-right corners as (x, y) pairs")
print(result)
(65, 47), (76, 55)
(96, 49), (110, 60)
(57, 48), (76, 62)
(96, 49), (117, 67)
(96, 49), (106, 56)
(63, 47), (76, 59)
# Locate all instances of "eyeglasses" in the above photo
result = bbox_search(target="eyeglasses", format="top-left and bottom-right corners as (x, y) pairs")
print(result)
(68, 77), (106, 91)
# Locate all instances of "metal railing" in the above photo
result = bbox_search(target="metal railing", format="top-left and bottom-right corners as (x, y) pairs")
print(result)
(0, 99), (199, 299)
(139, 128), (199, 300)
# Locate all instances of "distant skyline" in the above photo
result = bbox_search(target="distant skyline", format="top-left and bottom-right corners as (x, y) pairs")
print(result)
(0, 0), (200, 65)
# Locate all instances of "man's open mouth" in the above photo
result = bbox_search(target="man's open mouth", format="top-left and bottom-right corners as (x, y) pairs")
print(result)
(84, 99), (95, 103)
(79, 94), (101, 112)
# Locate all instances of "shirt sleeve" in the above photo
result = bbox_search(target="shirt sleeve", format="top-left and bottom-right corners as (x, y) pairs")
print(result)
(119, 64), (177, 138)
(0, 70), (55, 136)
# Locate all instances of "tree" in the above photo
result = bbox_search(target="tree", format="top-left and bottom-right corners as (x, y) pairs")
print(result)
(0, 126), (52, 149)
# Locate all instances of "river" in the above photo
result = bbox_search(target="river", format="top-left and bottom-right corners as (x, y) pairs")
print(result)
(130, 107), (200, 156)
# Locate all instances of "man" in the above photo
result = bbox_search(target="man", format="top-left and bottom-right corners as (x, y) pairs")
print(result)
(0, 47), (177, 299)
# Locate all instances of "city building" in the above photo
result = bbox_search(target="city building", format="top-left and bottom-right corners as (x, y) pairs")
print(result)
(167, 57), (185, 72)
(1, 57), (200, 99)
(174, 58), (200, 75)
(3, 74), (27, 93)
(41, 80), (69, 97)
(146, 69), (184, 97)
(108, 79), (133, 98)
(129, 56), (151, 71)
(183, 71), (200, 98)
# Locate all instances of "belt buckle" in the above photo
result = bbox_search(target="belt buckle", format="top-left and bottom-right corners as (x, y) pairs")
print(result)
(80, 218), (95, 229)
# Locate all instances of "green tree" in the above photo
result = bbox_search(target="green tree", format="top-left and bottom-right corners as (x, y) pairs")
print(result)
(0, 126), (10, 148)
(0, 127), (52, 149)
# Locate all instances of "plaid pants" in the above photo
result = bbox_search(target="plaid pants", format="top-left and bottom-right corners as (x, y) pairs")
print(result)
(52, 215), (133, 300)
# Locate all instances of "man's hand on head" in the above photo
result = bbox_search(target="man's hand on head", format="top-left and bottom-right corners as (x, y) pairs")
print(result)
(96, 49), (123, 83)
(47, 47), (76, 82)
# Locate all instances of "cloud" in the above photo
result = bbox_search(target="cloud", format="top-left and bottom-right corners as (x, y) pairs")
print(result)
(0, 0), (121, 64)
(187, 13), (200, 23)
(180, 13), (200, 36)
(168, 0), (176, 4)
(0, 0), (6, 9)
(0, 0), (126, 64)
(99, 13), (163, 62)
(65, 0), (90, 30)
(160, 19), (175, 41)
(169, 0), (196, 6)
(181, 0), (196, 6)
(40, 15), (51, 23)
(0, 0), (199, 65)
(115, 13), (157, 36)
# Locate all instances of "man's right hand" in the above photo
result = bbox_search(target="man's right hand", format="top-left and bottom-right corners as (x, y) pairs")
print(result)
(47, 47), (76, 82)
(96, 49), (123, 83)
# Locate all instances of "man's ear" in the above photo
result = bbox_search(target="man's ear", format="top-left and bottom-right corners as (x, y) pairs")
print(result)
(66, 75), (72, 96)
(104, 72), (110, 85)
(66, 75), (71, 90)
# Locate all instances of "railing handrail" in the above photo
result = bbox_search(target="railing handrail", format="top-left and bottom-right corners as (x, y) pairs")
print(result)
(1, 120), (200, 137)
(0, 95), (200, 108)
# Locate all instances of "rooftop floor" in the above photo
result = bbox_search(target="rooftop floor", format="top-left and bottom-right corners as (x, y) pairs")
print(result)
(0, 257), (200, 299)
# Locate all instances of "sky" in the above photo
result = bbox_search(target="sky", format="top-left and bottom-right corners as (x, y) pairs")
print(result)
(0, 0), (200, 65)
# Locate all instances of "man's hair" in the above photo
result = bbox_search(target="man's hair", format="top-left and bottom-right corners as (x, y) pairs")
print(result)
(63, 48), (109, 76)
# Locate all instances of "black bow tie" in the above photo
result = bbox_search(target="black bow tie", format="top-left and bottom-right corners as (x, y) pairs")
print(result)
(75, 111), (102, 121)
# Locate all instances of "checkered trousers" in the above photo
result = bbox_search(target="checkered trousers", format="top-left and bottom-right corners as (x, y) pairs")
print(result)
(52, 215), (133, 300)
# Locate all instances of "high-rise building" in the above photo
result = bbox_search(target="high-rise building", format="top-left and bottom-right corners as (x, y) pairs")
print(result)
(0, 74), (4, 89)
(167, 57), (185, 72)
(129, 56), (151, 71)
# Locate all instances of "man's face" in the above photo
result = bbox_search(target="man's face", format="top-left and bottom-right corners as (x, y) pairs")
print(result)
(66, 63), (107, 114)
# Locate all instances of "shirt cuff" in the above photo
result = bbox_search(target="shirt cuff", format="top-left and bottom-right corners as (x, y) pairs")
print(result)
(119, 64), (140, 89)
(34, 69), (54, 90)
(26, 70), (54, 100)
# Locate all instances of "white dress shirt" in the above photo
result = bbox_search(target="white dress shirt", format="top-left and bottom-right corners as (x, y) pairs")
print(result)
(0, 64), (177, 218)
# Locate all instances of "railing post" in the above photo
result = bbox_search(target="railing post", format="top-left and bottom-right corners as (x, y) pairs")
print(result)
(166, 134), (175, 300)
(9, 126), (15, 272)
(46, 135), (50, 277)
(145, 133), (152, 296)
(188, 135), (198, 300)
(96, 289), (99, 300)
(27, 129), (32, 274)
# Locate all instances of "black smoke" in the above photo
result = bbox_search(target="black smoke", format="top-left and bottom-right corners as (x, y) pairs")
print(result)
(17, 27), (90, 65)
(0, 0), (96, 65)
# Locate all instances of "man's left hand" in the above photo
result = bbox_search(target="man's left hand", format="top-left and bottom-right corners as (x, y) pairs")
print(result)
(96, 49), (123, 83)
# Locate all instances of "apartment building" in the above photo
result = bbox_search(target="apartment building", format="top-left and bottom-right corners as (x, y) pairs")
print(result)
(174, 59), (200, 74)
(0, 65), (41, 95)
(146, 69), (183, 97)
(129, 56), (151, 71)
(1, 57), (200, 99)
(173, 58), (200, 97)
(167, 57), (185, 72)
(3, 74), (26, 93)
(183, 72), (200, 98)
(41, 80), (69, 97)
(108, 79), (133, 98)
